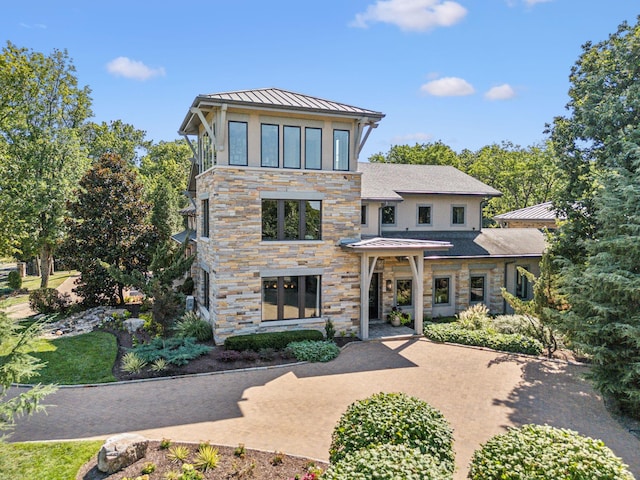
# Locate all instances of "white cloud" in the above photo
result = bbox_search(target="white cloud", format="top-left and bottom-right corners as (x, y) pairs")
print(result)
(19, 23), (46, 29)
(485, 84), (516, 100)
(524, 0), (553, 5)
(350, 0), (467, 32)
(106, 57), (166, 81)
(420, 77), (475, 96)
(391, 132), (434, 144)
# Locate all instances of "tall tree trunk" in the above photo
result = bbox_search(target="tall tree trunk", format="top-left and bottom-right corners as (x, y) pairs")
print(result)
(40, 244), (51, 288)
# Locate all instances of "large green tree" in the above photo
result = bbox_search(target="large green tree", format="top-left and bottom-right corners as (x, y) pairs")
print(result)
(83, 119), (150, 166)
(551, 18), (640, 417)
(369, 141), (462, 168)
(0, 42), (92, 286)
(63, 154), (157, 306)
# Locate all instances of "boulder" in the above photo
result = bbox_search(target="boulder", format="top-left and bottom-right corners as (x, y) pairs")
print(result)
(97, 433), (149, 474)
(123, 318), (145, 333)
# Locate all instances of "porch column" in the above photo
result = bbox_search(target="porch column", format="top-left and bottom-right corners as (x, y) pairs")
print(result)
(359, 253), (378, 340)
(408, 253), (424, 335)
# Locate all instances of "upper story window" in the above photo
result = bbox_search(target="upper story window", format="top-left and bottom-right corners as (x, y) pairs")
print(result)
(361, 205), (367, 225)
(333, 130), (349, 171)
(284, 126), (301, 169)
(381, 205), (396, 225)
(261, 124), (279, 167)
(201, 198), (210, 238)
(199, 132), (215, 171)
(417, 205), (432, 225)
(262, 199), (322, 241)
(228, 121), (248, 166)
(305, 128), (322, 170)
(452, 205), (466, 225)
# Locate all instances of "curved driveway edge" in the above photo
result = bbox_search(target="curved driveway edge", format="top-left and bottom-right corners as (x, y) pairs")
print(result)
(10, 338), (640, 479)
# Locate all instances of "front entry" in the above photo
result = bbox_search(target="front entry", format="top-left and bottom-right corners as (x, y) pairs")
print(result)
(368, 273), (380, 320)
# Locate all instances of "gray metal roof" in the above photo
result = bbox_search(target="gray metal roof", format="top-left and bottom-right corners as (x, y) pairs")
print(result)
(375, 229), (546, 258)
(493, 201), (564, 221)
(179, 88), (384, 134)
(358, 162), (502, 200)
(171, 230), (196, 244)
(344, 237), (452, 251)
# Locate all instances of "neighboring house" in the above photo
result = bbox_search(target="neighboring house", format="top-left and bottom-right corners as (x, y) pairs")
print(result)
(177, 88), (545, 343)
(493, 201), (564, 229)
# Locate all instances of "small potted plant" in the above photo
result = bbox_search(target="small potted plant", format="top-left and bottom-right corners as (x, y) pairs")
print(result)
(388, 307), (411, 327)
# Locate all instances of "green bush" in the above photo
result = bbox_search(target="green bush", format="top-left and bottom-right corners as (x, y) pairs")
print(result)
(181, 276), (194, 295)
(424, 323), (543, 356)
(468, 424), (634, 480)
(456, 303), (491, 330)
(28, 288), (71, 314)
(224, 330), (323, 352)
(490, 314), (538, 336)
(285, 340), (340, 362)
(329, 392), (454, 472)
(130, 337), (211, 366)
(173, 312), (213, 341)
(7, 270), (22, 290)
(323, 444), (452, 480)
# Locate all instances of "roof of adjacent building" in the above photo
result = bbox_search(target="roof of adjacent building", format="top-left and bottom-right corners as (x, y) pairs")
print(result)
(179, 88), (384, 135)
(493, 201), (564, 221)
(171, 230), (197, 244)
(358, 162), (502, 201)
(376, 228), (546, 258)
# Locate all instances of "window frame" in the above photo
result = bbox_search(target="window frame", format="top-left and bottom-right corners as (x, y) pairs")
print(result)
(201, 198), (210, 238)
(361, 204), (367, 226)
(260, 123), (279, 168)
(333, 129), (350, 171)
(305, 127), (322, 170)
(433, 276), (451, 305)
(515, 266), (530, 299)
(283, 125), (301, 169)
(417, 204), (432, 226)
(381, 205), (396, 226)
(451, 205), (466, 226)
(261, 199), (322, 241)
(470, 275), (486, 304)
(261, 275), (322, 321)
(202, 270), (210, 310)
(228, 121), (248, 166)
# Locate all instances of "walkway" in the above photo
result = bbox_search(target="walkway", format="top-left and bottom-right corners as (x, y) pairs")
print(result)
(10, 339), (639, 479)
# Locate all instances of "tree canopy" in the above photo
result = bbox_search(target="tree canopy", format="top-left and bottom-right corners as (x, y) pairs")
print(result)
(83, 120), (151, 166)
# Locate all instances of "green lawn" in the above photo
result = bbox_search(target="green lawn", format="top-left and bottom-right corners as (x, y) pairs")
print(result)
(30, 331), (118, 384)
(0, 270), (78, 310)
(0, 440), (103, 480)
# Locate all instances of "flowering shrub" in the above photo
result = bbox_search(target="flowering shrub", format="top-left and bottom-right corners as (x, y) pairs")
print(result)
(323, 444), (451, 480)
(468, 424), (634, 480)
(285, 340), (340, 362)
(329, 392), (454, 472)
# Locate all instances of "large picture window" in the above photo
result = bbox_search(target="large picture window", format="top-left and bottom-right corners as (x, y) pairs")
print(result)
(284, 126), (301, 168)
(305, 128), (322, 169)
(262, 275), (321, 321)
(261, 124), (279, 167)
(470, 275), (485, 303)
(434, 277), (450, 305)
(262, 199), (321, 241)
(228, 121), (248, 166)
(396, 279), (413, 307)
(333, 130), (349, 171)
(381, 205), (396, 225)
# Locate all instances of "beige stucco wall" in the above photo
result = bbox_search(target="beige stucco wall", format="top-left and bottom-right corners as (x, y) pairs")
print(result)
(196, 166), (362, 344)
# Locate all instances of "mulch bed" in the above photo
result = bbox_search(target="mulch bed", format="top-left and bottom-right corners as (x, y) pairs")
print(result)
(77, 441), (328, 480)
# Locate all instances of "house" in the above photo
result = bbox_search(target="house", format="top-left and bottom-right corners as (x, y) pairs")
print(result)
(177, 88), (545, 343)
(493, 201), (564, 229)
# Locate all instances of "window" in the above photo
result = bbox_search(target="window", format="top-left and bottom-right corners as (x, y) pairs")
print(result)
(228, 121), (248, 166)
(262, 275), (321, 321)
(202, 270), (210, 310)
(361, 205), (367, 225)
(201, 198), (209, 238)
(418, 205), (432, 225)
(333, 130), (349, 171)
(305, 128), (322, 169)
(284, 126), (301, 168)
(470, 275), (485, 303)
(452, 206), (465, 225)
(396, 279), (413, 307)
(381, 205), (396, 225)
(199, 132), (214, 171)
(516, 266), (529, 299)
(261, 124), (279, 167)
(434, 277), (450, 305)
(262, 199), (321, 241)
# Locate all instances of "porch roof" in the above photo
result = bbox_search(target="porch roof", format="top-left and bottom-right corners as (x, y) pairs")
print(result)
(342, 237), (452, 252)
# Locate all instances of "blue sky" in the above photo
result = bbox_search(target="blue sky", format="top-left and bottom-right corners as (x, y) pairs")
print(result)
(2, 1), (638, 161)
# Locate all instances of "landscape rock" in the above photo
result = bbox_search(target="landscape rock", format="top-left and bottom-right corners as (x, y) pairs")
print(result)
(97, 433), (149, 474)
(124, 318), (145, 333)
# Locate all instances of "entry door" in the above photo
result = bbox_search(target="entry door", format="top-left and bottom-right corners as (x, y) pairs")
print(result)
(369, 273), (380, 320)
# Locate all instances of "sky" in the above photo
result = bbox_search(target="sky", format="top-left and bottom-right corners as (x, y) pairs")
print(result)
(2, 1), (638, 161)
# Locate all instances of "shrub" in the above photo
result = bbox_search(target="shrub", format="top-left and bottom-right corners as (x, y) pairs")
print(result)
(424, 323), (543, 356)
(285, 340), (340, 362)
(468, 424), (634, 480)
(329, 392), (454, 472)
(323, 444), (452, 480)
(224, 330), (323, 352)
(160, 438), (172, 449)
(121, 352), (147, 374)
(168, 445), (191, 464)
(141, 462), (156, 474)
(325, 319), (335, 340)
(28, 288), (71, 314)
(194, 444), (219, 472)
(7, 270), (22, 290)
(489, 314), (538, 336)
(130, 337), (211, 366)
(214, 350), (243, 362)
(456, 303), (491, 330)
(174, 312), (213, 342)
(150, 358), (168, 372)
(181, 276), (194, 295)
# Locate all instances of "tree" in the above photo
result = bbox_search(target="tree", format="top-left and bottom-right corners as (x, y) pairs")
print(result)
(0, 42), (92, 286)
(369, 141), (461, 168)
(0, 312), (57, 439)
(83, 120), (150, 166)
(63, 153), (157, 306)
(550, 18), (640, 417)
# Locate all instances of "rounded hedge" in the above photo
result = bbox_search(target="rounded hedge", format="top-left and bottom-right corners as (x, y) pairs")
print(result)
(468, 424), (634, 480)
(323, 444), (452, 480)
(285, 340), (340, 362)
(329, 392), (454, 472)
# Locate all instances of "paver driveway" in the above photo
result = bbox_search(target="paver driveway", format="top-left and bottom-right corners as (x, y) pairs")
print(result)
(11, 338), (639, 479)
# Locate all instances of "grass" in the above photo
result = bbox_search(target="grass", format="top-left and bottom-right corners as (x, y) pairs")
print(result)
(28, 331), (118, 384)
(0, 270), (78, 309)
(0, 440), (103, 480)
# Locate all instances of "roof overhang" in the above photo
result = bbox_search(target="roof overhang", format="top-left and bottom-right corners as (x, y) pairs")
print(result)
(342, 237), (452, 253)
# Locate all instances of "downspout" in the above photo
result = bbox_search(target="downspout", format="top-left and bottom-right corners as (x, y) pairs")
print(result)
(503, 260), (515, 313)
